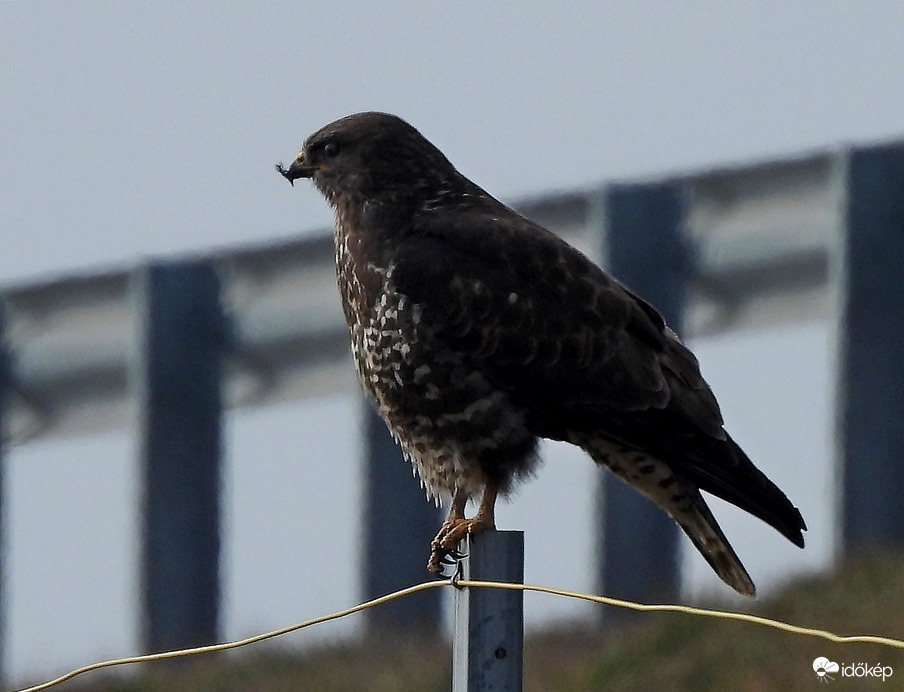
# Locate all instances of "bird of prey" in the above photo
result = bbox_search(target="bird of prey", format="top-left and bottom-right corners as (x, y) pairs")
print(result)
(277, 112), (806, 596)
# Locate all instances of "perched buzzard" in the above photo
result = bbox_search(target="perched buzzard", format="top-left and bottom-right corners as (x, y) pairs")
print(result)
(278, 112), (806, 595)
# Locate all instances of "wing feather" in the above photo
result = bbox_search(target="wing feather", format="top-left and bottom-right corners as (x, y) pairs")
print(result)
(390, 204), (721, 437)
(389, 200), (805, 548)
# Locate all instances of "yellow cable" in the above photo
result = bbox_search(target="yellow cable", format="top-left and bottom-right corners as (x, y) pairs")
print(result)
(459, 579), (904, 648)
(15, 581), (446, 692)
(14, 578), (904, 692)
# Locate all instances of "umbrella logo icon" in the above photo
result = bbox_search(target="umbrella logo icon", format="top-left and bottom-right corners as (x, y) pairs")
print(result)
(813, 657), (839, 682)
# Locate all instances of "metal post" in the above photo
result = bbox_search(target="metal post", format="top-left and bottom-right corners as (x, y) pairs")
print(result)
(136, 260), (224, 652)
(453, 530), (524, 692)
(0, 301), (8, 685)
(598, 183), (686, 603)
(838, 145), (904, 551)
(362, 402), (443, 631)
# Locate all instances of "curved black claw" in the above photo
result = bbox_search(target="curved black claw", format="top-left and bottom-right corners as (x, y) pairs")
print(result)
(450, 561), (465, 589)
(427, 546), (467, 575)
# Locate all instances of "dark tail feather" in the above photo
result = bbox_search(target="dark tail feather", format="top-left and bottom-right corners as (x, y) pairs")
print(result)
(676, 491), (757, 596)
(681, 433), (807, 548)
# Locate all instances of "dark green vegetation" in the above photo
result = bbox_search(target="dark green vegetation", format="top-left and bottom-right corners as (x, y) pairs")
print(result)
(25, 555), (904, 692)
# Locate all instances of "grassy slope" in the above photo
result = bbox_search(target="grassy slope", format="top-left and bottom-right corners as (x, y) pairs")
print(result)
(39, 556), (904, 692)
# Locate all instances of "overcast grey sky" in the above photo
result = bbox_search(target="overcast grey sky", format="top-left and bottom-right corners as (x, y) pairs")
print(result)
(2, 1), (902, 684)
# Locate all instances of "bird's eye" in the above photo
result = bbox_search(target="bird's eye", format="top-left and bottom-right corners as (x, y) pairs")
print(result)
(323, 141), (340, 158)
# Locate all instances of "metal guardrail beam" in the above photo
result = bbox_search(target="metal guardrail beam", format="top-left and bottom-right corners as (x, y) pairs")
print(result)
(683, 151), (839, 335)
(0, 149), (845, 445)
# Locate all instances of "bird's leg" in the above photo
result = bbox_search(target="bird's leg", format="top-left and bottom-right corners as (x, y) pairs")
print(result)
(427, 488), (468, 574)
(427, 483), (498, 574)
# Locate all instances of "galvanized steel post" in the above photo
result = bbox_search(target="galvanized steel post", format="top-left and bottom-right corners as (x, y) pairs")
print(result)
(453, 530), (524, 692)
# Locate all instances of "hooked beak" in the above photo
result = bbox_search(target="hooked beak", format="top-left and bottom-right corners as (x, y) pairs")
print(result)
(276, 150), (317, 186)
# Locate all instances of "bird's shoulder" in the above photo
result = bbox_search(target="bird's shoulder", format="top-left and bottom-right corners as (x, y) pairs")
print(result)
(387, 197), (673, 411)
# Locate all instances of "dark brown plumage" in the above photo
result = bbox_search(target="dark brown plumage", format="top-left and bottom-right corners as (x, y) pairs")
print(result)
(277, 112), (806, 595)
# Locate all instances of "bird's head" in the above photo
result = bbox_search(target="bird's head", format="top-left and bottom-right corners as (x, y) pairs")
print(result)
(277, 112), (463, 206)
